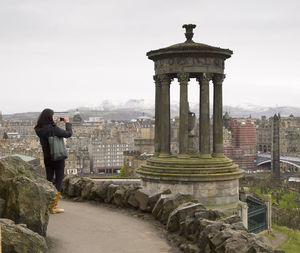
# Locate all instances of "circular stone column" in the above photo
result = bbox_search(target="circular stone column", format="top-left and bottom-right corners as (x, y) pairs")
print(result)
(137, 24), (244, 211)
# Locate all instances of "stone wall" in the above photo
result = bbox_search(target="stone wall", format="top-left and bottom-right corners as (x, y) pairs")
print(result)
(0, 156), (57, 253)
(62, 175), (284, 253)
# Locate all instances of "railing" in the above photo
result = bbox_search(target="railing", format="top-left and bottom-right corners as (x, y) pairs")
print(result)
(258, 153), (300, 163)
(247, 196), (267, 233)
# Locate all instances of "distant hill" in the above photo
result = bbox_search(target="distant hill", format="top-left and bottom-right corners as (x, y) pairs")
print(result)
(189, 103), (300, 119)
(222, 104), (300, 119)
(3, 100), (300, 121)
(2, 110), (153, 122)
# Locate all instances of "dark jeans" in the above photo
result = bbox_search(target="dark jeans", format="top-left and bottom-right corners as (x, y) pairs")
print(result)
(44, 159), (65, 192)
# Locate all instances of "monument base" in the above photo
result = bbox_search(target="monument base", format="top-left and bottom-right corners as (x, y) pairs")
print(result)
(137, 155), (244, 212)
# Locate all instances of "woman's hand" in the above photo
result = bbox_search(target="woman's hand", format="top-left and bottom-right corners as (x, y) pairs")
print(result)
(55, 117), (69, 123)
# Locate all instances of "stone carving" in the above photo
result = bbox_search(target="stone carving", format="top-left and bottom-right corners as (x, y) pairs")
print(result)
(157, 74), (172, 85)
(154, 57), (224, 75)
(153, 75), (161, 86)
(182, 24), (196, 42)
(197, 72), (213, 84)
(188, 111), (195, 132)
(213, 73), (226, 85)
(177, 72), (190, 83)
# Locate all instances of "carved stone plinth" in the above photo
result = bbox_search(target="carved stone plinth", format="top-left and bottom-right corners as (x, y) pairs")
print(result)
(137, 155), (244, 210)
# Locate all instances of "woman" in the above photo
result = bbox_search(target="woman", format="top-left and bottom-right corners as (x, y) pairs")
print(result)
(34, 108), (72, 213)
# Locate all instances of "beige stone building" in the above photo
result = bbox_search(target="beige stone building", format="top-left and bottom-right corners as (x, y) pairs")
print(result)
(256, 115), (300, 155)
(123, 151), (152, 176)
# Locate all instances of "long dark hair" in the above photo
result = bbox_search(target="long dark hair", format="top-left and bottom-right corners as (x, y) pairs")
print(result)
(35, 108), (54, 128)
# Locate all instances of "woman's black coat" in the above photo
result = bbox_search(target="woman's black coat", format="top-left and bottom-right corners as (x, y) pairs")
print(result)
(35, 123), (72, 161)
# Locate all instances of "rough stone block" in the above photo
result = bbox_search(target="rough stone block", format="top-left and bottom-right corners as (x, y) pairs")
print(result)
(179, 243), (199, 253)
(94, 183), (110, 202)
(105, 184), (119, 203)
(0, 218), (48, 253)
(0, 156), (35, 181)
(152, 194), (173, 219)
(221, 215), (241, 224)
(127, 191), (139, 208)
(210, 229), (235, 249)
(81, 179), (96, 200)
(194, 209), (225, 221)
(72, 177), (93, 198)
(114, 188), (126, 207)
(0, 157), (57, 237)
(135, 188), (152, 211)
(229, 221), (247, 231)
(160, 193), (195, 224)
(148, 189), (171, 211)
(61, 174), (73, 196)
(125, 186), (140, 208)
(198, 221), (226, 252)
(4, 176), (56, 236)
(215, 229), (274, 253)
(167, 202), (205, 232)
(245, 237), (274, 253)
(66, 175), (82, 197)
(0, 197), (5, 217)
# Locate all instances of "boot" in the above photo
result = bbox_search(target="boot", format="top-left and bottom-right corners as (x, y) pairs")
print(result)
(51, 192), (64, 214)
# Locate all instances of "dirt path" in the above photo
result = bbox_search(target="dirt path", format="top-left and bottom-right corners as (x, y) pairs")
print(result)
(260, 229), (288, 249)
(269, 229), (288, 248)
(46, 199), (179, 253)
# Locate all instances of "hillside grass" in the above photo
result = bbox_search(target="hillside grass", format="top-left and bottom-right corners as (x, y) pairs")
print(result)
(250, 187), (300, 209)
(273, 225), (300, 253)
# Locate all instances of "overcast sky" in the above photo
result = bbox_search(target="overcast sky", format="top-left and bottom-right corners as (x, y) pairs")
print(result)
(1, 0), (300, 114)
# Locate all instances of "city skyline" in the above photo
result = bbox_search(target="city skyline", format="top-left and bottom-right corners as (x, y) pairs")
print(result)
(1, 0), (300, 114)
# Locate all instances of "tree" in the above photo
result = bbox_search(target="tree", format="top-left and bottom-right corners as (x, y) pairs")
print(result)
(120, 164), (128, 177)
(3, 132), (8, 140)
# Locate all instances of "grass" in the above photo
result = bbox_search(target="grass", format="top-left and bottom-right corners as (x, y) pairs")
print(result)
(250, 187), (300, 209)
(273, 225), (300, 253)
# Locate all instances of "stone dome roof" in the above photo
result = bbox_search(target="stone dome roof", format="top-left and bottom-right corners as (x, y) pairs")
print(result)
(147, 24), (232, 60)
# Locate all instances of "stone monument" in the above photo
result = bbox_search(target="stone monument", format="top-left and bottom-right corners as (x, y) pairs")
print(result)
(137, 24), (244, 211)
(271, 113), (280, 179)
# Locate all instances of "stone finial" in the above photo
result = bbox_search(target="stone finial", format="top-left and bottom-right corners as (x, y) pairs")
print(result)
(182, 24), (196, 43)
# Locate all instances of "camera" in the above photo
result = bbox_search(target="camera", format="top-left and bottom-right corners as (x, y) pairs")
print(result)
(60, 117), (64, 121)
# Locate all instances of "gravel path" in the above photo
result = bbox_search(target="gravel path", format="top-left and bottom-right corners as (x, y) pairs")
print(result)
(46, 199), (179, 253)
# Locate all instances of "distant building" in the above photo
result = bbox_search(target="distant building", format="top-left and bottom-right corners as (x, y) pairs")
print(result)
(171, 117), (180, 154)
(76, 147), (90, 174)
(224, 118), (257, 170)
(7, 132), (20, 139)
(123, 151), (152, 176)
(256, 114), (300, 155)
(134, 117), (155, 153)
(88, 117), (103, 122)
(134, 139), (154, 153)
(256, 116), (272, 153)
(90, 142), (129, 174)
(72, 110), (84, 126)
